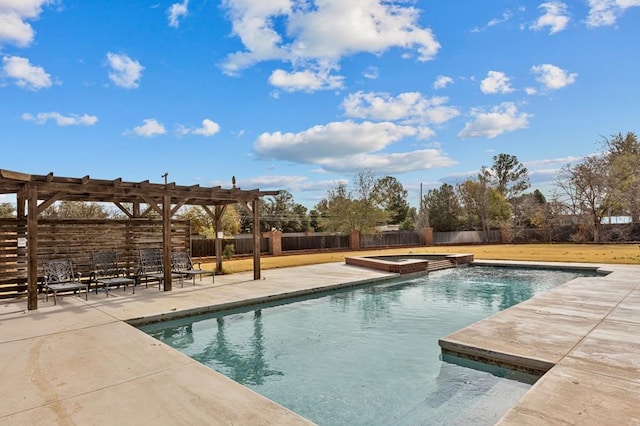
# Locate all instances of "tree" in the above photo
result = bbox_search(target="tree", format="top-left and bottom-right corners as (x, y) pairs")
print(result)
(220, 206), (241, 235)
(41, 201), (112, 218)
(178, 206), (214, 235)
(0, 202), (15, 218)
(373, 176), (409, 224)
(557, 155), (620, 243)
(261, 190), (310, 233)
(399, 207), (416, 231)
(177, 206), (240, 237)
(315, 171), (388, 233)
(423, 183), (461, 232)
(457, 169), (510, 241)
(516, 190), (547, 228)
(491, 153), (530, 237)
(316, 181), (356, 233)
(604, 132), (640, 221)
(309, 209), (323, 232)
(491, 153), (530, 200)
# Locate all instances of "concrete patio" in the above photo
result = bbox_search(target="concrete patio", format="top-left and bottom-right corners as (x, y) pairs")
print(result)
(1, 260), (639, 424)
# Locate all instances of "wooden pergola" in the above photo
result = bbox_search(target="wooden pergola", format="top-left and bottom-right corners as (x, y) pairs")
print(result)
(0, 169), (278, 310)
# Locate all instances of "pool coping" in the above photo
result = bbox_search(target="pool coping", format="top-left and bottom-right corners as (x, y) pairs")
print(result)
(1, 260), (639, 424)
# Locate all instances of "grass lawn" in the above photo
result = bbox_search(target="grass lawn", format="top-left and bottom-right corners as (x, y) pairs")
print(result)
(209, 243), (640, 274)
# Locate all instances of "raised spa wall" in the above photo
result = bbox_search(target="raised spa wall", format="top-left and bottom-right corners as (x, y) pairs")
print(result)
(345, 253), (474, 274)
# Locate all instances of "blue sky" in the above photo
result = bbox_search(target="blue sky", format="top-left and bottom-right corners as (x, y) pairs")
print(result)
(1, 0), (639, 209)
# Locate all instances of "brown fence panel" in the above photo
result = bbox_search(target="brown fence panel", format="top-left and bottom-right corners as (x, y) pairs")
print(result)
(432, 230), (501, 245)
(0, 218), (27, 298)
(361, 231), (424, 248)
(190, 236), (269, 257)
(282, 233), (350, 251)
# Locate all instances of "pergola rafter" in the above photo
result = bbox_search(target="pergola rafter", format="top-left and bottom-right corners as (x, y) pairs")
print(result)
(0, 169), (278, 310)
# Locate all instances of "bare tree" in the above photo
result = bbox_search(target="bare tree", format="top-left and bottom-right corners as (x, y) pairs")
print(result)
(557, 155), (621, 242)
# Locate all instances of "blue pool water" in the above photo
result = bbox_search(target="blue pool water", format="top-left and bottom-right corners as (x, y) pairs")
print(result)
(141, 266), (594, 425)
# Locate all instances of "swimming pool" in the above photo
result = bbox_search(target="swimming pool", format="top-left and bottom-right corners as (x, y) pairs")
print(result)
(141, 266), (594, 425)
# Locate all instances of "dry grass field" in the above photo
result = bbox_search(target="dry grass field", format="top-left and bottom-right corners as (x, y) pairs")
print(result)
(212, 243), (640, 274)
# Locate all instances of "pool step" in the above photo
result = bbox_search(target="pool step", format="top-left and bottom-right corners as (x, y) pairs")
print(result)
(427, 259), (457, 272)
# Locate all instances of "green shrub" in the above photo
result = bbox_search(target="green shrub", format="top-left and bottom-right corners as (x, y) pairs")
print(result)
(223, 244), (235, 260)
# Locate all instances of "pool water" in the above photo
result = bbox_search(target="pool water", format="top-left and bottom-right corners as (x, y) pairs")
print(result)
(141, 266), (593, 425)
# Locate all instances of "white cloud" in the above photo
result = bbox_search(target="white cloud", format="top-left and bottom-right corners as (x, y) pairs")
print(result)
(106, 52), (144, 89)
(363, 66), (378, 80)
(2, 55), (51, 89)
(131, 118), (166, 137)
(480, 71), (514, 94)
(471, 9), (522, 32)
(193, 119), (220, 136)
(524, 155), (585, 167)
(433, 75), (453, 90)
(317, 149), (457, 174)
(342, 91), (459, 125)
(254, 121), (455, 173)
(268, 68), (344, 92)
(254, 120), (422, 164)
(531, 2), (570, 34)
(531, 63), (577, 90)
(22, 112), (98, 126)
(488, 11), (514, 27)
(221, 0), (440, 77)
(525, 87), (538, 95)
(178, 118), (221, 136)
(457, 102), (531, 139)
(0, 0), (52, 47)
(235, 175), (337, 192)
(586, 0), (640, 27)
(167, 0), (189, 28)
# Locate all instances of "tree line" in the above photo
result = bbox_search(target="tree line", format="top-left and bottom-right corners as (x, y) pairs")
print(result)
(1, 132), (637, 243)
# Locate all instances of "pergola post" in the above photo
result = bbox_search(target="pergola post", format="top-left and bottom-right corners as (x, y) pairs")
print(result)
(253, 198), (261, 280)
(27, 184), (38, 310)
(162, 194), (172, 291)
(215, 205), (224, 274)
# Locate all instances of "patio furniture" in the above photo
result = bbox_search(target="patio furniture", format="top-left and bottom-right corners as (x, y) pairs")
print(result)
(172, 251), (213, 286)
(138, 248), (184, 290)
(91, 251), (136, 296)
(42, 259), (89, 305)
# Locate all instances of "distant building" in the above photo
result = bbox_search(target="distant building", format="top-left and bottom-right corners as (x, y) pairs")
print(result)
(376, 225), (400, 232)
(601, 216), (632, 224)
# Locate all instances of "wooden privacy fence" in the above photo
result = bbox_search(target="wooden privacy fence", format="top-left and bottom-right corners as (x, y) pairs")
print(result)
(191, 235), (270, 257)
(361, 231), (424, 248)
(432, 230), (501, 245)
(282, 233), (350, 251)
(0, 218), (190, 299)
(0, 218), (26, 299)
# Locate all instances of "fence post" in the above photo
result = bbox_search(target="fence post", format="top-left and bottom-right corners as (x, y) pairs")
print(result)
(424, 227), (433, 246)
(500, 227), (510, 243)
(350, 230), (361, 250)
(263, 230), (282, 255)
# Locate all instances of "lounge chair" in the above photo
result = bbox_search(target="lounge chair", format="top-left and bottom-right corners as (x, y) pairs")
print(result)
(138, 248), (183, 289)
(172, 251), (213, 286)
(91, 251), (136, 296)
(42, 259), (89, 305)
